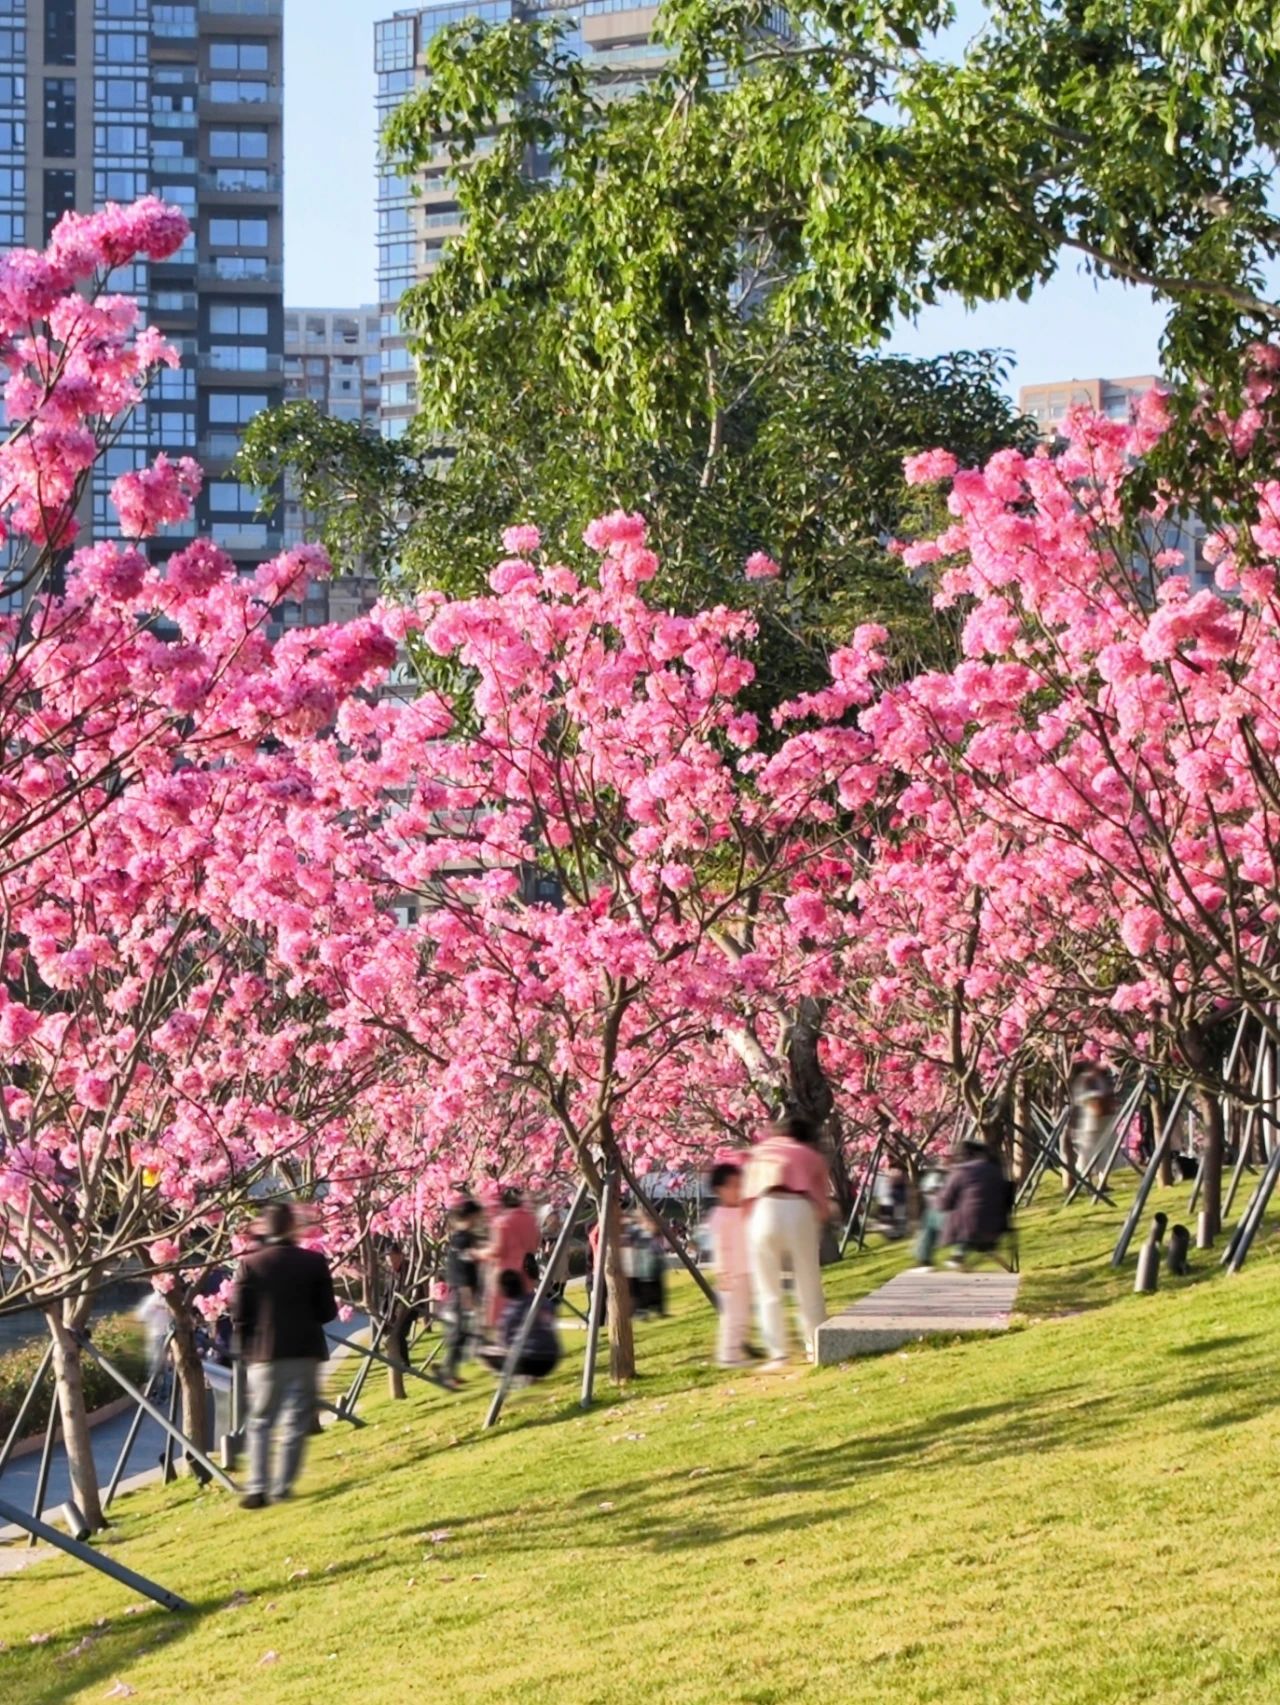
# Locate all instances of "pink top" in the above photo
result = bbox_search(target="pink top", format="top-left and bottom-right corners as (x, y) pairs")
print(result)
(743, 1135), (830, 1218)
(709, 1204), (748, 1279)
(491, 1205), (541, 1273)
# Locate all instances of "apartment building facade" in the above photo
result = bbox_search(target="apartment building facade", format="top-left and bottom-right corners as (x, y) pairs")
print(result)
(1017, 374), (1160, 436)
(281, 302), (381, 627)
(1018, 371), (1213, 590)
(0, 0), (284, 566)
(372, 2), (732, 441)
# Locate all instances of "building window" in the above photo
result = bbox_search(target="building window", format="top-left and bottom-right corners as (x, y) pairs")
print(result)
(43, 78), (76, 159)
(374, 16), (415, 73)
(45, 0), (76, 66)
(209, 41), (269, 72)
(43, 168), (75, 241)
(208, 216), (268, 249)
(210, 302), (268, 336)
(208, 479), (260, 515)
(152, 5), (195, 39)
(208, 391), (268, 425)
(210, 343), (268, 371)
(209, 127), (268, 161)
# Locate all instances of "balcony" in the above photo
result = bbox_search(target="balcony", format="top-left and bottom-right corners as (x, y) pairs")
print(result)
(198, 350), (285, 377)
(197, 260), (282, 288)
(149, 291), (199, 319)
(216, 526), (283, 555)
(198, 169), (282, 198)
(199, 79), (282, 114)
(198, 0), (281, 14)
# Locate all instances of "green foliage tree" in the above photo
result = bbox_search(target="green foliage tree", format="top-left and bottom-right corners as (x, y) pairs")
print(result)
(242, 8), (1040, 704)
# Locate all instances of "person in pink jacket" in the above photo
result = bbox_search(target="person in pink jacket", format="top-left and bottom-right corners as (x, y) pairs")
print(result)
(708, 1160), (752, 1366)
(484, 1187), (541, 1330)
(742, 1115), (833, 1368)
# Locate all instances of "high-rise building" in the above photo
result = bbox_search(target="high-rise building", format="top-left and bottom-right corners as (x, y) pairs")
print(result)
(0, 0), (285, 567)
(1018, 374), (1160, 436)
(1018, 371), (1213, 589)
(284, 305), (381, 435)
(279, 303), (382, 628)
(373, 2), (726, 441)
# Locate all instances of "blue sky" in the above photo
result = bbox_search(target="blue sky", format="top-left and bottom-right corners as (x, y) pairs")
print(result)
(283, 0), (1165, 393)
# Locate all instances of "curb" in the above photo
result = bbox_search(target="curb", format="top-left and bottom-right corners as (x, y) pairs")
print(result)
(3, 1394), (135, 1461)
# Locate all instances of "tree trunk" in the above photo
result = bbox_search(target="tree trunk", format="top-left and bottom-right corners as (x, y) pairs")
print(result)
(386, 1301), (409, 1400)
(1013, 1075), (1032, 1185)
(1197, 1087), (1224, 1239)
(1155, 1090), (1174, 1186)
(602, 1181), (635, 1383)
(786, 997), (833, 1133)
(168, 1301), (210, 1458)
(46, 1304), (106, 1532)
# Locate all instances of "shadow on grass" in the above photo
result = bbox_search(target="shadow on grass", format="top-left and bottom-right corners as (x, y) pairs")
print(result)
(4, 1592), (200, 1705)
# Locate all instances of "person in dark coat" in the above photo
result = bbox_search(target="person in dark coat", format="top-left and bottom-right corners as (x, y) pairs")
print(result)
(914, 1142), (1013, 1268)
(476, 1269), (561, 1380)
(230, 1201), (337, 1509)
(938, 1142), (1014, 1266)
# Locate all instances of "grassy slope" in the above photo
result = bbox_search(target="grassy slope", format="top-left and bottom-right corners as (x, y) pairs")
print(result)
(4, 1181), (1280, 1705)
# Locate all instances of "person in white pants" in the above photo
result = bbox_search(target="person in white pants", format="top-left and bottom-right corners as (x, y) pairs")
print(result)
(743, 1116), (832, 1368)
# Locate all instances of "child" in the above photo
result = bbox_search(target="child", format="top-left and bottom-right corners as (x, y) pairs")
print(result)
(440, 1197), (483, 1391)
(708, 1161), (752, 1367)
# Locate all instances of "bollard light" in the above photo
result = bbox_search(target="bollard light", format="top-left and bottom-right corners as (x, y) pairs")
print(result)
(60, 1501), (91, 1543)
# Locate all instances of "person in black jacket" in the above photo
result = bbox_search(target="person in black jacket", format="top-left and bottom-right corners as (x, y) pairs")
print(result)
(477, 1269), (561, 1380)
(938, 1142), (1014, 1268)
(231, 1201), (337, 1509)
(914, 1142), (1013, 1269)
(439, 1198), (483, 1392)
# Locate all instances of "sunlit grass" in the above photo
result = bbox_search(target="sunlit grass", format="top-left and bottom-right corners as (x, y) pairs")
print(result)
(3, 1174), (1279, 1704)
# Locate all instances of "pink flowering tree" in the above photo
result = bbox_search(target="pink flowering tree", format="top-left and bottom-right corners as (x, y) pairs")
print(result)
(350, 516), (880, 1379)
(848, 378), (1280, 1228)
(0, 203), (434, 1521)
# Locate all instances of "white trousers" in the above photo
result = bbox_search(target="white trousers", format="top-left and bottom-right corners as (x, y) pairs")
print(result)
(748, 1195), (827, 1361)
(716, 1275), (752, 1364)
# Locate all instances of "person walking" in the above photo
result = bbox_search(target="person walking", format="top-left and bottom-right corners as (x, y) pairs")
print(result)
(230, 1201), (337, 1510)
(743, 1115), (833, 1370)
(484, 1187), (541, 1330)
(440, 1197), (483, 1391)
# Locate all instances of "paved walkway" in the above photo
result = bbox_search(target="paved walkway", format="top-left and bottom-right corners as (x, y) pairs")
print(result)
(0, 1316), (372, 1546)
(815, 1267), (1021, 1365)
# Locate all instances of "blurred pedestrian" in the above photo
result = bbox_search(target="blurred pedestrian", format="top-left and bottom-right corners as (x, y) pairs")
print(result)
(484, 1187), (541, 1329)
(708, 1160), (751, 1366)
(134, 1287), (172, 1397)
(743, 1115), (833, 1369)
(477, 1269), (562, 1381)
(1069, 1057), (1115, 1178)
(914, 1140), (1013, 1268)
(230, 1201), (337, 1510)
(440, 1198), (483, 1391)
(629, 1214), (668, 1318)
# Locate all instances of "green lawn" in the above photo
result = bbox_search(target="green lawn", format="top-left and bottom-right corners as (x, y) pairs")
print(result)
(4, 1181), (1280, 1705)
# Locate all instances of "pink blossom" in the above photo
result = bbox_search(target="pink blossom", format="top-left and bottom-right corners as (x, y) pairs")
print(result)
(501, 524), (541, 556)
(903, 448), (958, 486)
(583, 509), (647, 554)
(744, 551), (781, 583)
(111, 454), (202, 539)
